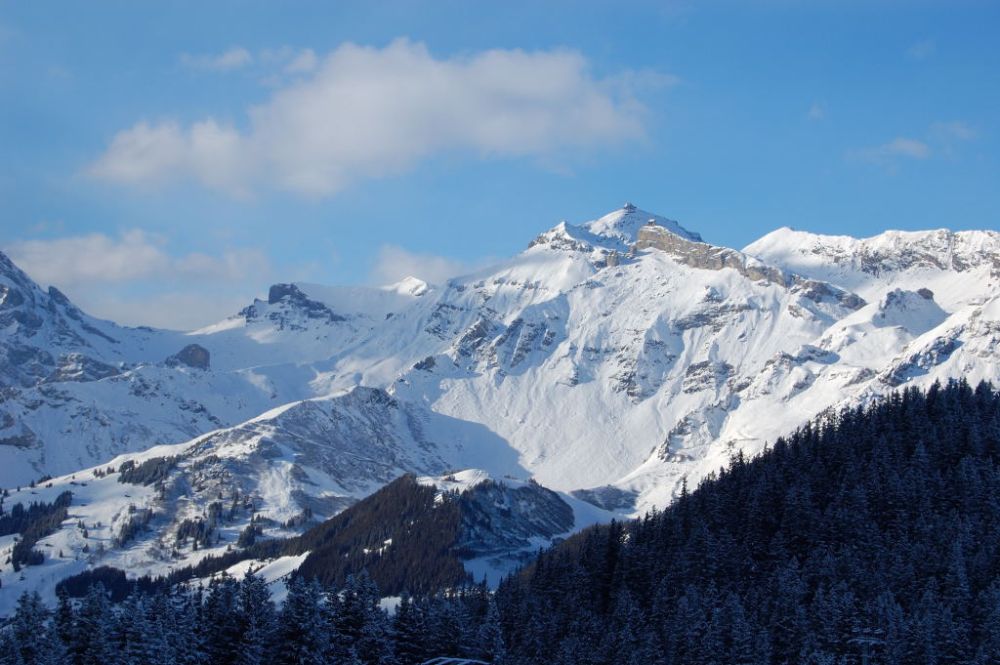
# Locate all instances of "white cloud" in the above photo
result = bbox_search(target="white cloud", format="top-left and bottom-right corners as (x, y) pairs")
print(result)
(8, 230), (172, 283)
(879, 137), (931, 159)
(850, 137), (931, 166)
(930, 120), (978, 159)
(6, 230), (271, 285)
(74, 291), (254, 331)
(906, 39), (936, 60)
(850, 119), (979, 169)
(370, 244), (493, 286)
(86, 120), (251, 196)
(90, 39), (652, 198)
(931, 121), (977, 142)
(180, 47), (253, 71)
(257, 46), (319, 77)
(807, 102), (826, 120)
(5, 230), (276, 329)
(88, 122), (188, 186)
(285, 48), (318, 74)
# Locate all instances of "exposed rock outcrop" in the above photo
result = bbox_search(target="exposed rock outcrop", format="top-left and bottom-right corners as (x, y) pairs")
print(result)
(165, 344), (211, 370)
(635, 223), (865, 310)
(45, 353), (120, 383)
(239, 283), (347, 327)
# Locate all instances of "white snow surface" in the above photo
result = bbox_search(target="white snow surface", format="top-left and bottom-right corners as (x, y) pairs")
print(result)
(5, 204), (1000, 605)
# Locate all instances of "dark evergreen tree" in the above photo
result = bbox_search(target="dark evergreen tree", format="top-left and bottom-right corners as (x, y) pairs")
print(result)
(392, 595), (430, 665)
(236, 571), (277, 665)
(73, 584), (117, 665)
(330, 572), (394, 665)
(0, 592), (62, 665)
(276, 576), (329, 665)
(202, 574), (242, 665)
(475, 598), (507, 665)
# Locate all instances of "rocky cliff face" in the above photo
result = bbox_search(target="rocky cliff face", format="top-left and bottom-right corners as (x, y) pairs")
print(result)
(635, 223), (866, 310)
(0, 252), (123, 389)
(165, 344), (211, 370)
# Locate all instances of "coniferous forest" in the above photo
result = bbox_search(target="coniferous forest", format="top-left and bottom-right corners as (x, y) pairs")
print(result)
(4, 380), (1000, 664)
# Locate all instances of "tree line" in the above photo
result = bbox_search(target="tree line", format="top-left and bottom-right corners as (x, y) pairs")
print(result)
(3, 570), (504, 665)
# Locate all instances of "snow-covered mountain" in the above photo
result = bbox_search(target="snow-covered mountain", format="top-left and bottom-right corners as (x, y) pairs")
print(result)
(0, 255), (431, 481)
(4, 203), (1000, 603)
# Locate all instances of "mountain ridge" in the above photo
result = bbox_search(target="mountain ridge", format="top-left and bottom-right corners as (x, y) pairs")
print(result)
(5, 203), (1000, 604)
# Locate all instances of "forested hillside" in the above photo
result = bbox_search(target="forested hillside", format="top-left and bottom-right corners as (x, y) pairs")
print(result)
(57, 474), (471, 600)
(5, 380), (1000, 664)
(2, 572), (503, 665)
(494, 380), (1000, 664)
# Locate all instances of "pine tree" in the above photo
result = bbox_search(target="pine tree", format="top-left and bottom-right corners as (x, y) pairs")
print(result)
(203, 574), (242, 665)
(392, 595), (429, 665)
(54, 586), (76, 658)
(1, 592), (62, 665)
(275, 576), (328, 665)
(146, 592), (180, 665)
(237, 571), (277, 665)
(974, 583), (1000, 664)
(332, 572), (394, 665)
(475, 598), (507, 665)
(171, 585), (207, 665)
(73, 584), (117, 665)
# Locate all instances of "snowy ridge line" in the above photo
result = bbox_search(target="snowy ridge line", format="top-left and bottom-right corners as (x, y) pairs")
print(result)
(5, 203), (1000, 605)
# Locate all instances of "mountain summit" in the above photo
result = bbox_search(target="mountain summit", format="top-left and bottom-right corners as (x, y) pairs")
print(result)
(4, 206), (1000, 605)
(4, 207), (1000, 497)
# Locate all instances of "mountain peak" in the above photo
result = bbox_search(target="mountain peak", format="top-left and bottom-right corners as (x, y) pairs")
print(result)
(0, 249), (37, 292)
(383, 275), (429, 296)
(529, 204), (702, 254)
(582, 203), (702, 246)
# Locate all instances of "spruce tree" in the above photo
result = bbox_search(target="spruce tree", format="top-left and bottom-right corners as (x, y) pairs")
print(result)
(73, 584), (117, 665)
(236, 571), (276, 665)
(276, 576), (328, 665)
(1, 592), (61, 665)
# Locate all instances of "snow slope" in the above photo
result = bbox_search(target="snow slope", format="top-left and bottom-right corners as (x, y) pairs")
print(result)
(5, 204), (1000, 602)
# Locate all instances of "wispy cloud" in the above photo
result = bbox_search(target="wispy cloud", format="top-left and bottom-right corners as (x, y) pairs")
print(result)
(931, 120), (977, 142)
(849, 120), (979, 170)
(89, 39), (659, 199)
(180, 47), (253, 72)
(872, 137), (931, 160)
(4, 231), (275, 329)
(78, 291), (254, 331)
(6, 229), (270, 285)
(930, 120), (978, 158)
(258, 46), (319, 75)
(848, 137), (931, 171)
(370, 245), (496, 286)
(807, 102), (826, 121)
(85, 119), (253, 197)
(906, 39), (936, 60)
(26, 219), (66, 235)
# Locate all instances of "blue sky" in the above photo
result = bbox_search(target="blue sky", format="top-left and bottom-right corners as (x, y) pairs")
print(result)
(1, 1), (998, 328)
